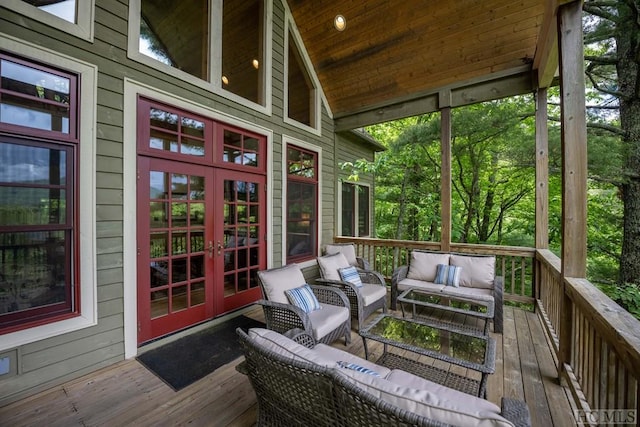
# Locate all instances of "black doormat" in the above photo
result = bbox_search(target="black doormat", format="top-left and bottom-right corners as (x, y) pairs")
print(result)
(137, 315), (265, 391)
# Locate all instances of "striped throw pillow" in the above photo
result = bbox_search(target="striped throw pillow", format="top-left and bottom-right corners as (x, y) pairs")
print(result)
(338, 266), (363, 288)
(337, 361), (381, 377)
(434, 264), (461, 287)
(285, 284), (322, 313)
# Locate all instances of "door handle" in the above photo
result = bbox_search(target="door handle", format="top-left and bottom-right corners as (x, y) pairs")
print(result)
(208, 241), (214, 258)
(217, 240), (223, 255)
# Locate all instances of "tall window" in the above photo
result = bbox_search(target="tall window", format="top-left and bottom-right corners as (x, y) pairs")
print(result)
(341, 183), (370, 237)
(0, 53), (79, 334)
(286, 145), (318, 262)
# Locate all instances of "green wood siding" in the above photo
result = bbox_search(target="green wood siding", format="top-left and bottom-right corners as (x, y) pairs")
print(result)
(0, 0), (376, 404)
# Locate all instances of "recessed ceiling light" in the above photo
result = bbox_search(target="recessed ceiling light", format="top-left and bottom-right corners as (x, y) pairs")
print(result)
(334, 15), (346, 31)
(252, 59), (260, 69)
(221, 75), (229, 85)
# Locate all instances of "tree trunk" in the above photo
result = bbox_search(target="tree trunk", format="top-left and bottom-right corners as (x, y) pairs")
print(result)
(617, 1), (640, 286)
(479, 153), (498, 242)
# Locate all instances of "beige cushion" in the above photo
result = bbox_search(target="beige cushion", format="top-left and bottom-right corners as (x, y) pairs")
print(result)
(450, 254), (495, 289)
(397, 278), (445, 293)
(359, 283), (387, 306)
(247, 328), (336, 367)
(442, 286), (495, 304)
(407, 252), (450, 282)
(325, 244), (358, 267)
(307, 303), (349, 340)
(317, 252), (351, 281)
(337, 369), (514, 427)
(258, 264), (307, 304)
(313, 344), (391, 377)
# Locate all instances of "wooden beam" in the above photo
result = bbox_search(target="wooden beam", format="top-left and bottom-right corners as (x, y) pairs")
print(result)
(441, 106), (452, 252)
(533, 0), (560, 88)
(557, 0), (587, 379)
(334, 66), (533, 131)
(536, 87), (549, 250)
(558, 0), (587, 279)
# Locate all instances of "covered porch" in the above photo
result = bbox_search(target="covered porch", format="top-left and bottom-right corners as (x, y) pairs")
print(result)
(0, 303), (575, 426)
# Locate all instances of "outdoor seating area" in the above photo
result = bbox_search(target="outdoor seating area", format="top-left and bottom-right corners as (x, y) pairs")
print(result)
(392, 250), (504, 333)
(0, 304), (576, 426)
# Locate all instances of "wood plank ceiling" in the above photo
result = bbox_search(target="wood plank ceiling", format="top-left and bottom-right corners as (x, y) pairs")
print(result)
(287, 0), (550, 119)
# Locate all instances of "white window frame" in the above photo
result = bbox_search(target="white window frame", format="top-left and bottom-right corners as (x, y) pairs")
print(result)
(3, 0), (95, 42)
(127, 0), (273, 116)
(283, 18), (321, 136)
(338, 181), (371, 237)
(281, 136), (321, 267)
(122, 78), (274, 357)
(0, 33), (98, 352)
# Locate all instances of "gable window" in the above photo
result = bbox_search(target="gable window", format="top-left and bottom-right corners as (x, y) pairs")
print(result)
(0, 53), (79, 334)
(341, 182), (370, 237)
(5, 0), (94, 41)
(286, 27), (318, 131)
(286, 145), (318, 262)
(134, 0), (269, 110)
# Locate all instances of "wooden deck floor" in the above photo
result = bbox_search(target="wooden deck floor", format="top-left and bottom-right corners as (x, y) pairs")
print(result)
(0, 306), (576, 427)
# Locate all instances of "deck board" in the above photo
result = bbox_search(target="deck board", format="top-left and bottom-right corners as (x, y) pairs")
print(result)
(0, 306), (575, 427)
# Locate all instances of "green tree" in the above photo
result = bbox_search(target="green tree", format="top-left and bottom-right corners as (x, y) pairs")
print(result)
(582, 0), (640, 286)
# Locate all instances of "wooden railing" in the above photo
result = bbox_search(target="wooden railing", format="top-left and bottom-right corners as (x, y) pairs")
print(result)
(334, 237), (536, 305)
(336, 237), (640, 422)
(536, 250), (640, 423)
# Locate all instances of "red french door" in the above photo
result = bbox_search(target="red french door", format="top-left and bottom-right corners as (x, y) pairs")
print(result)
(136, 159), (266, 343)
(137, 158), (212, 342)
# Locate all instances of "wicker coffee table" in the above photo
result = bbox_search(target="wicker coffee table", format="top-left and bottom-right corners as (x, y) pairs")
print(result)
(398, 287), (495, 335)
(359, 314), (496, 397)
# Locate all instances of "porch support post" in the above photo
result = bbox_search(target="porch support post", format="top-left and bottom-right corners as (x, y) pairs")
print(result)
(535, 87), (549, 250)
(557, 0), (587, 379)
(535, 87), (549, 303)
(440, 90), (452, 252)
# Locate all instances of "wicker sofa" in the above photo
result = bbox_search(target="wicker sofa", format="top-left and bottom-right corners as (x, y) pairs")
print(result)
(391, 250), (504, 333)
(236, 327), (530, 427)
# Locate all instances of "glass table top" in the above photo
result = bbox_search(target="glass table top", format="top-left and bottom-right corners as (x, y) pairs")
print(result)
(361, 314), (494, 370)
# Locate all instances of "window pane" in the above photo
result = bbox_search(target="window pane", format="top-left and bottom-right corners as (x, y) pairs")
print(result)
(288, 31), (313, 126)
(222, 0), (264, 104)
(1, 59), (71, 133)
(22, 0), (77, 23)
(0, 230), (69, 316)
(342, 183), (354, 236)
(0, 142), (68, 226)
(287, 147), (315, 178)
(223, 129), (261, 168)
(287, 181), (316, 259)
(358, 186), (370, 236)
(140, 1), (209, 80)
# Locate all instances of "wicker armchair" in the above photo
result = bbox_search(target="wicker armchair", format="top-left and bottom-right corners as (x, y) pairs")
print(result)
(256, 263), (351, 345)
(236, 328), (532, 427)
(316, 252), (387, 332)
